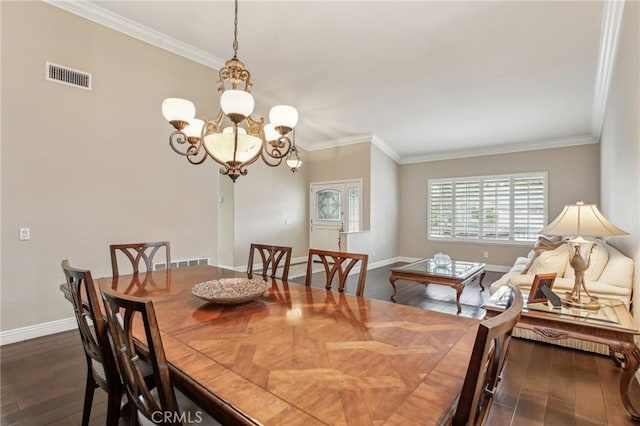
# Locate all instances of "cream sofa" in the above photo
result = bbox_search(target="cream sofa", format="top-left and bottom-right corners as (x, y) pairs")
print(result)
(490, 240), (634, 305)
(490, 240), (634, 354)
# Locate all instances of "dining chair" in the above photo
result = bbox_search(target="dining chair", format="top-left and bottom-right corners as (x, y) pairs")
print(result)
(305, 249), (369, 296)
(109, 241), (171, 276)
(60, 260), (123, 426)
(100, 287), (222, 426)
(247, 243), (292, 281)
(451, 285), (523, 426)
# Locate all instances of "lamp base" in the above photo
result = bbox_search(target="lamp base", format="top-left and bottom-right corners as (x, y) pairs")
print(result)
(563, 294), (601, 310)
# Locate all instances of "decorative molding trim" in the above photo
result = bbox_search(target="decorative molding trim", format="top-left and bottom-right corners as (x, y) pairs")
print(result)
(370, 134), (401, 164)
(0, 317), (77, 346)
(591, 0), (626, 137)
(43, 0), (225, 70)
(304, 134), (373, 152)
(399, 134), (597, 164)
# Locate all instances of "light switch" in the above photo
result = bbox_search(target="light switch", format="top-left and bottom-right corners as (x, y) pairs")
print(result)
(20, 228), (30, 241)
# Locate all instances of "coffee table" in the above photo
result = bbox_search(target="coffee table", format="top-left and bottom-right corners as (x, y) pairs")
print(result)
(485, 286), (640, 421)
(389, 259), (486, 314)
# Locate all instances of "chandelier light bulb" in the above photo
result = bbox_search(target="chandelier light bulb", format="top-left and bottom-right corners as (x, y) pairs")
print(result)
(263, 123), (280, 143)
(269, 105), (298, 133)
(183, 119), (204, 140)
(162, 98), (196, 125)
(220, 90), (255, 122)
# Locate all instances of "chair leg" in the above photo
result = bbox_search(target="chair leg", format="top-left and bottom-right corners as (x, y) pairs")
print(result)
(81, 370), (97, 426)
(105, 388), (123, 426)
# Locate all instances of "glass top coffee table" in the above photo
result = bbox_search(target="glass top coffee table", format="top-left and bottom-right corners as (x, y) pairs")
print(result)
(389, 259), (486, 314)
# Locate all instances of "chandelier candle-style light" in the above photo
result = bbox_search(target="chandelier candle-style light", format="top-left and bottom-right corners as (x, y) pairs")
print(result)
(161, 0), (300, 181)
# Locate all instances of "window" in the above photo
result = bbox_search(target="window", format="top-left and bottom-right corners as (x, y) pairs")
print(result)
(427, 172), (547, 243)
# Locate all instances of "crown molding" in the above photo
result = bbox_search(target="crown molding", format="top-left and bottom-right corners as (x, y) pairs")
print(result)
(399, 135), (598, 164)
(591, 0), (626, 138)
(43, 0), (225, 70)
(305, 134), (374, 152)
(371, 134), (401, 163)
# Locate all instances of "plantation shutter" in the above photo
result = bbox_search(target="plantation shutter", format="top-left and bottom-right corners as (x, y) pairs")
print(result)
(513, 175), (546, 241)
(427, 172), (546, 243)
(428, 182), (453, 237)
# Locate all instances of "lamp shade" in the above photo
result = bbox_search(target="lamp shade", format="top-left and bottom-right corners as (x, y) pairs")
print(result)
(263, 123), (280, 143)
(162, 98), (196, 123)
(220, 90), (254, 118)
(183, 119), (204, 139)
(539, 201), (629, 237)
(269, 105), (298, 131)
(202, 128), (262, 164)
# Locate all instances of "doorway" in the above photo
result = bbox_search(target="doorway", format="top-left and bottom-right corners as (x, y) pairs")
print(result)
(310, 180), (362, 251)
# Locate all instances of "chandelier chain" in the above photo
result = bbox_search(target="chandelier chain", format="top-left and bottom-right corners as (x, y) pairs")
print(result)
(232, 0), (239, 59)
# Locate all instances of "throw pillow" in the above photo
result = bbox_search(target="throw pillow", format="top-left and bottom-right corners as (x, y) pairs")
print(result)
(521, 235), (565, 274)
(526, 243), (570, 277)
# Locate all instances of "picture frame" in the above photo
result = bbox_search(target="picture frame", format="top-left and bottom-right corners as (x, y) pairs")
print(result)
(528, 273), (558, 303)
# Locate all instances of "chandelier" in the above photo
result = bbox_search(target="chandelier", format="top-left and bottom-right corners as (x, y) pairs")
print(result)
(161, 0), (301, 181)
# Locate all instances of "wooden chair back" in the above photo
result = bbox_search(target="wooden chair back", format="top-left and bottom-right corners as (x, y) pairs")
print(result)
(452, 285), (523, 426)
(61, 260), (122, 426)
(100, 287), (180, 424)
(110, 241), (170, 276)
(305, 249), (368, 296)
(247, 243), (292, 281)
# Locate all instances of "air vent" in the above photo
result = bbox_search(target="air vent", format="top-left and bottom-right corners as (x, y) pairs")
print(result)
(46, 62), (91, 90)
(154, 257), (209, 271)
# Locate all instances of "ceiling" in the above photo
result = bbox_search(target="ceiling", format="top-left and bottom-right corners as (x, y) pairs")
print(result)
(71, 1), (610, 162)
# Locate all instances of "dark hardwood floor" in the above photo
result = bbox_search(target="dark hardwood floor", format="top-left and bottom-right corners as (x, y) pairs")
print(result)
(1, 263), (636, 425)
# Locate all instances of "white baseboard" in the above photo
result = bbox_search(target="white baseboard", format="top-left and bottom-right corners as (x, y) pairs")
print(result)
(0, 317), (77, 346)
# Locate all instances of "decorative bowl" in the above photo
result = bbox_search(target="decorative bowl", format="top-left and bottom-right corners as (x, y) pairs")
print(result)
(192, 278), (271, 305)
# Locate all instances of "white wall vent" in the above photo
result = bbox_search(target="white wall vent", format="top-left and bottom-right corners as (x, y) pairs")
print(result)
(46, 62), (92, 90)
(154, 257), (209, 271)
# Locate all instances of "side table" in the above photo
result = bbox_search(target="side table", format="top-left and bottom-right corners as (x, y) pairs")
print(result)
(485, 287), (640, 421)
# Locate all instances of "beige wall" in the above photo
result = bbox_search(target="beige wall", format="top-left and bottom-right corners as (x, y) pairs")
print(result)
(398, 144), (601, 267)
(369, 144), (399, 263)
(231, 148), (309, 267)
(1, 2), (220, 331)
(600, 2), (640, 317)
(307, 143), (371, 231)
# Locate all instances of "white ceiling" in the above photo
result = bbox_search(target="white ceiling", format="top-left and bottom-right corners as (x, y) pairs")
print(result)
(74, 1), (608, 162)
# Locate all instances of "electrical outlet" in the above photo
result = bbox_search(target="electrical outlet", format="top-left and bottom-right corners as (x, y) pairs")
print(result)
(483, 251), (489, 259)
(20, 228), (30, 241)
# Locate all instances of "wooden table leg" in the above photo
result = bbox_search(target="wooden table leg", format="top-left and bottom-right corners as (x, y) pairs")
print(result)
(610, 341), (640, 421)
(389, 275), (398, 302)
(454, 284), (462, 314)
(478, 270), (486, 291)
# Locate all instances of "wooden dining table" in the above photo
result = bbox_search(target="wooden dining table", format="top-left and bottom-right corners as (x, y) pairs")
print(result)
(94, 265), (480, 425)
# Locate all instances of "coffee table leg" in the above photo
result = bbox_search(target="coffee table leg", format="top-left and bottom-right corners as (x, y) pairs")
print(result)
(610, 341), (640, 420)
(389, 276), (398, 302)
(455, 284), (462, 314)
(478, 271), (486, 291)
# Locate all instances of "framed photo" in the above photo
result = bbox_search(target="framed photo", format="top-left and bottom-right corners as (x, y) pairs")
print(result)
(528, 273), (557, 303)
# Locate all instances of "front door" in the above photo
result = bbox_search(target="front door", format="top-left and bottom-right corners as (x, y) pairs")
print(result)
(310, 180), (362, 251)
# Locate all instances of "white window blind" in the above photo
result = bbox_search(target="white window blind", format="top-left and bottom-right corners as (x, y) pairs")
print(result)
(428, 172), (547, 243)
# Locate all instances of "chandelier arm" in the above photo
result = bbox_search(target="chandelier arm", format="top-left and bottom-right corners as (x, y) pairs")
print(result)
(264, 136), (292, 160)
(260, 149), (284, 167)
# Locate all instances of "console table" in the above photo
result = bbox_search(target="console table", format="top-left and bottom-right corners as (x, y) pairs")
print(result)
(485, 286), (640, 421)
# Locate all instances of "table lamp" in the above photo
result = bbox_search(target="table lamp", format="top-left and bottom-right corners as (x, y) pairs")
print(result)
(539, 201), (628, 309)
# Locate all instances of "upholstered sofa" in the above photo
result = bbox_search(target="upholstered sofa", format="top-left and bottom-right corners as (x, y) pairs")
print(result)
(490, 239), (634, 353)
(490, 239), (634, 305)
